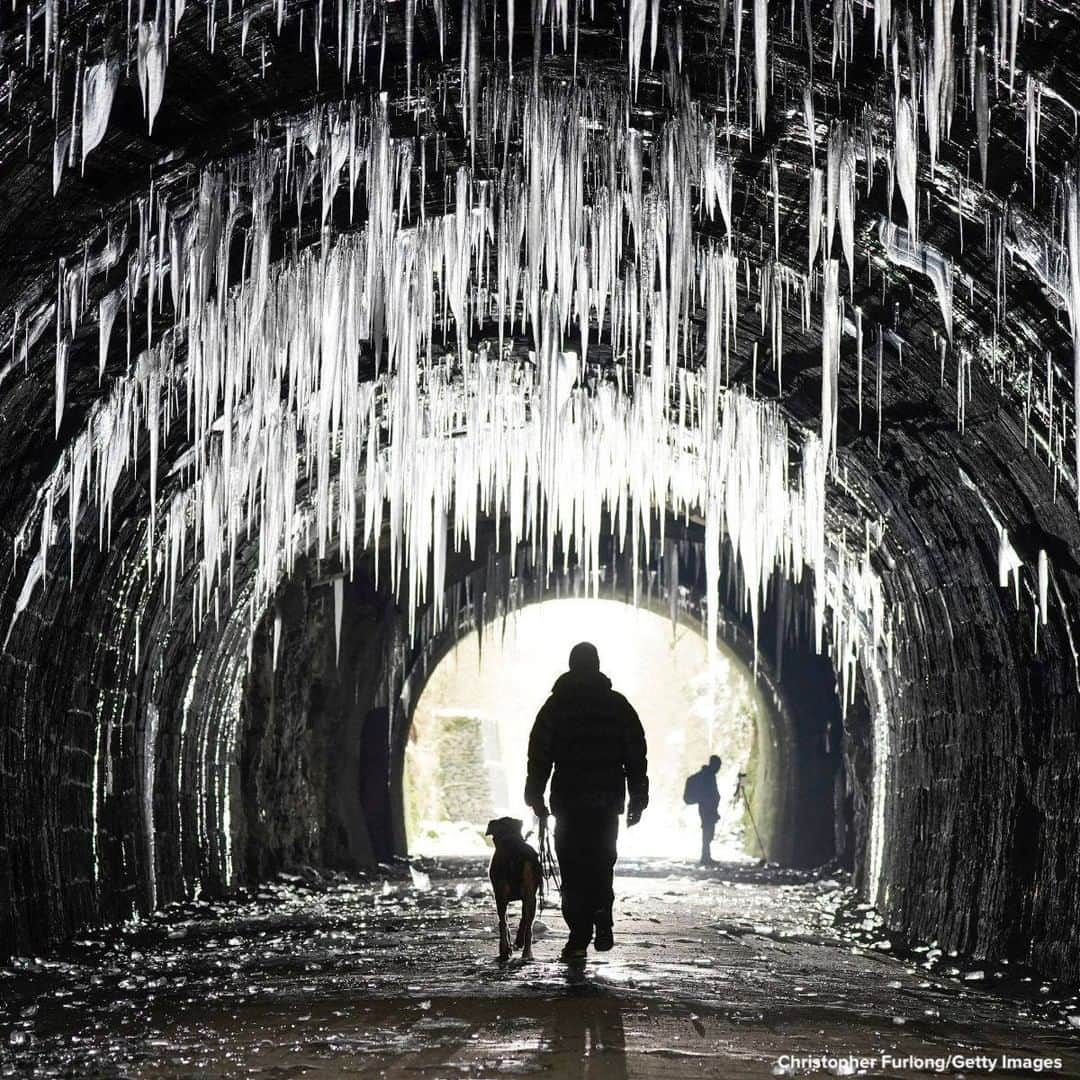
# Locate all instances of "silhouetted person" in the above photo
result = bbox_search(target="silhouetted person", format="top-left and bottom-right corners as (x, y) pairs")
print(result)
(684, 755), (722, 865)
(525, 642), (649, 959)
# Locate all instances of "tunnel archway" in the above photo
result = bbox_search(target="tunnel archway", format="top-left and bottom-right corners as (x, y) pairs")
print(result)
(0, 0), (1078, 1004)
(228, 515), (866, 888)
(402, 597), (773, 862)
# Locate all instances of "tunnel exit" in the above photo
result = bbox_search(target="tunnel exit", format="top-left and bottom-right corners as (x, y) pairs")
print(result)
(403, 598), (769, 862)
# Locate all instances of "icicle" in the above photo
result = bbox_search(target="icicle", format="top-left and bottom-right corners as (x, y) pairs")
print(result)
(334, 576), (344, 662)
(856, 306), (864, 429)
(507, 0), (515, 71)
(434, 0), (445, 58)
(41, 484), (54, 582)
(754, 0), (768, 132)
(825, 123), (855, 288)
(937, 0), (956, 141)
(648, 0), (660, 69)
(460, 0), (470, 135)
(273, 610), (283, 671)
(803, 85), (815, 167)
(998, 528), (1022, 608)
(629, 0), (646, 97)
(4, 553), (45, 651)
(1008, 0), (1020, 94)
(137, 23), (167, 135)
(734, 0), (744, 88)
(832, 0), (852, 76)
(875, 0), (892, 58)
(52, 131), (70, 195)
(1038, 550), (1049, 625)
(975, 46), (989, 185)
(1025, 76), (1037, 202)
(1067, 172), (1080, 505)
(801, 0), (814, 71)
(862, 106), (875, 198)
(895, 96), (918, 243)
(821, 259), (841, 470)
(770, 152), (779, 258)
(55, 339), (68, 437)
(81, 57), (120, 168)
(717, 154), (733, 235)
(406, 0), (415, 95)
(468, 0), (479, 164)
(809, 167), (823, 272)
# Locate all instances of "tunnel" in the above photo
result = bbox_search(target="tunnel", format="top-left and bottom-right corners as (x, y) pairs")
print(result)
(1, 0), (1080, 1073)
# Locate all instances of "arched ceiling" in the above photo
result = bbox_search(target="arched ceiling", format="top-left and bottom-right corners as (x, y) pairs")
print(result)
(1, 0), (1080, 980)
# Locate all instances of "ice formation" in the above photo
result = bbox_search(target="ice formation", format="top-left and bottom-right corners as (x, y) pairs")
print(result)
(8, 0), (1080, 909)
(3, 71), (893, 718)
(878, 219), (954, 344)
(81, 58), (121, 171)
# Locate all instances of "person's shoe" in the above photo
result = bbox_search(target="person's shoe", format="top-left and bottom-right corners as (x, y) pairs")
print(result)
(593, 916), (614, 952)
(561, 927), (590, 961)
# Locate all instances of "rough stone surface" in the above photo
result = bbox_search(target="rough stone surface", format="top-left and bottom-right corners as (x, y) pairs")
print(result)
(4, 860), (1080, 1077)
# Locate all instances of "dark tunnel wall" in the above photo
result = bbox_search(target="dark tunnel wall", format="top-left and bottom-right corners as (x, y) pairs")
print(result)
(848, 421), (1080, 978)
(0, 0), (1079, 989)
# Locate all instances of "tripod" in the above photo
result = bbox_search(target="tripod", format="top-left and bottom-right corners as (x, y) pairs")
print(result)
(733, 772), (768, 861)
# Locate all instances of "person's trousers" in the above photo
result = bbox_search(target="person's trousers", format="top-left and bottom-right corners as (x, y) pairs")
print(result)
(700, 811), (718, 860)
(554, 809), (620, 944)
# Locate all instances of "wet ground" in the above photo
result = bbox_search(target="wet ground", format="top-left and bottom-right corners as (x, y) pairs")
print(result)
(3, 859), (1080, 1078)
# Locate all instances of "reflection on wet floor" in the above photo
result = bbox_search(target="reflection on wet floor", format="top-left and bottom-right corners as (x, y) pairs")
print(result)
(2, 859), (1079, 1077)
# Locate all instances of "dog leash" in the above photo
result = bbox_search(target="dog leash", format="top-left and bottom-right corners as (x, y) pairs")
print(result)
(537, 815), (561, 914)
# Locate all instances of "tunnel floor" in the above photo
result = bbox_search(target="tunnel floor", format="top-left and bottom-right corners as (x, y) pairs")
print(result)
(3, 860), (1080, 1078)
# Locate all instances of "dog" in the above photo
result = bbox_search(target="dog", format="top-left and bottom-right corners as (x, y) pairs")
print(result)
(485, 816), (542, 962)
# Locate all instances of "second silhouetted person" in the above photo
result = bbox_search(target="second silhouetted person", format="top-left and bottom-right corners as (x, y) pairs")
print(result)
(683, 755), (722, 865)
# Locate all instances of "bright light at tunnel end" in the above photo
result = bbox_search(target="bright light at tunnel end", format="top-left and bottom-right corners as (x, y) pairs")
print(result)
(405, 598), (765, 863)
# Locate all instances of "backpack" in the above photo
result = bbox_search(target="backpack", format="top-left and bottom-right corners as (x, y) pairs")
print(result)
(683, 771), (702, 806)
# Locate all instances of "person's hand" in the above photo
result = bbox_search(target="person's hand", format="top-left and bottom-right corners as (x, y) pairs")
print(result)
(626, 800), (646, 827)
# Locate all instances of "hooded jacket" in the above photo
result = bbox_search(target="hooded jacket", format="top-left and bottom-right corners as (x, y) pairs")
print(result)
(524, 669), (649, 815)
